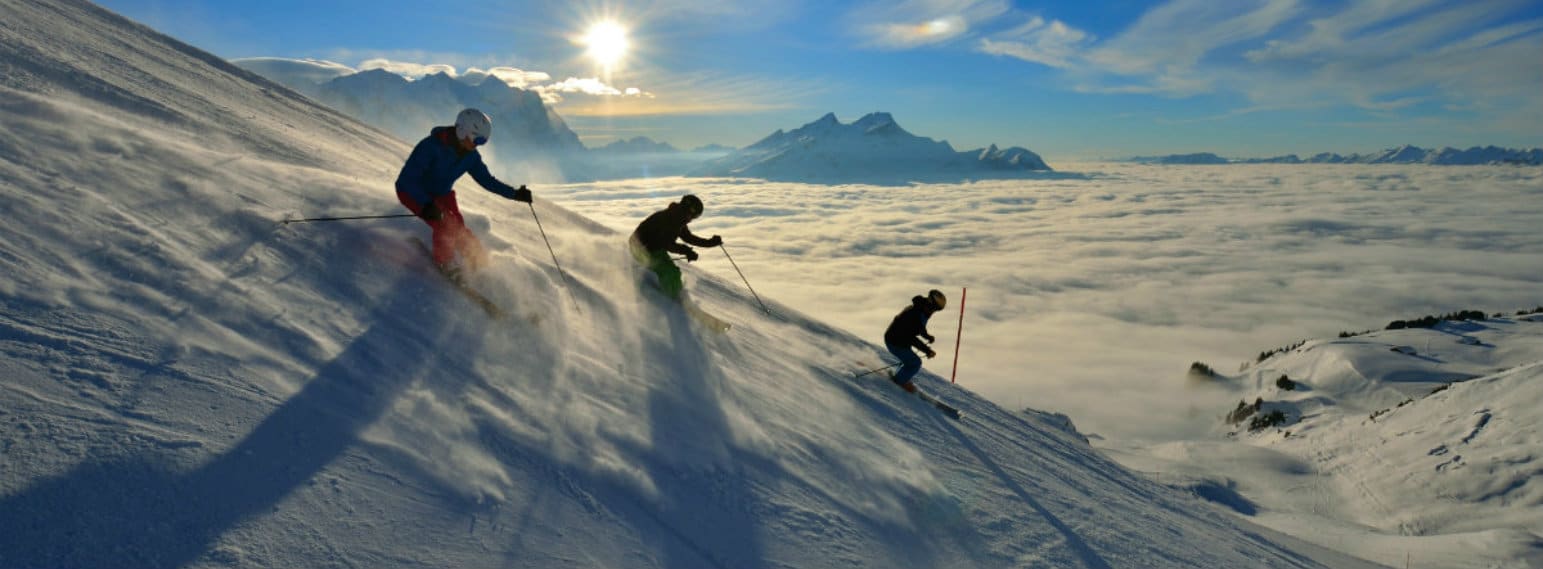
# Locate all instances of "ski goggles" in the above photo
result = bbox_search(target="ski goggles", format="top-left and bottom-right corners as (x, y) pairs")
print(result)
(472, 136), (488, 146)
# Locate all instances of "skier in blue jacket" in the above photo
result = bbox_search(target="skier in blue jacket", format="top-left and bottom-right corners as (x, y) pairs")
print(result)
(883, 289), (947, 392)
(395, 108), (532, 280)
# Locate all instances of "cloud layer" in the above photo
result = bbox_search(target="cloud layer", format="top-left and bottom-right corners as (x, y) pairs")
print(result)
(540, 163), (1543, 442)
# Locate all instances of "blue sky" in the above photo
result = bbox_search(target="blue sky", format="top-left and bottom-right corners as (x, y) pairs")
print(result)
(98, 0), (1543, 160)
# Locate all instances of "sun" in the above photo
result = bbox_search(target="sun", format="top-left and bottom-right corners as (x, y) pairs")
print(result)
(582, 21), (629, 68)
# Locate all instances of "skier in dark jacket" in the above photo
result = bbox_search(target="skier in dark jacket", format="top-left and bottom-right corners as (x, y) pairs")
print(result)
(883, 289), (947, 392)
(628, 194), (721, 299)
(395, 108), (532, 280)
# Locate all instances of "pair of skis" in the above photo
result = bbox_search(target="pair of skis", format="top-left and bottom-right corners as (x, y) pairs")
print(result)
(852, 367), (963, 421)
(412, 238), (537, 324)
(635, 264), (731, 333)
(916, 390), (963, 421)
(681, 297), (732, 333)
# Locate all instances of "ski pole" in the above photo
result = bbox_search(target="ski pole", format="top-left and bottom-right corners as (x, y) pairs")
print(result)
(719, 244), (770, 315)
(526, 200), (581, 313)
(854, 362), (903, 379)
(281, 213), (417, 224)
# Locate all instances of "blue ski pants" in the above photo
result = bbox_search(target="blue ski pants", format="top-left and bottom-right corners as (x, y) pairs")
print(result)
(886, 341), (923, 385)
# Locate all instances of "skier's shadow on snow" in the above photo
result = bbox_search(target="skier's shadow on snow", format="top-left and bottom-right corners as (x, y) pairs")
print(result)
(940, 422), (1114, 569)
(626, 306), (769, 569)
(0, 272), (481, 569)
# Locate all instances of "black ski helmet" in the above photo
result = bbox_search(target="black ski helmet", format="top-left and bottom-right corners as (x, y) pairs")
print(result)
(681, 194), (704, 217)
(928, 289), (947, 310)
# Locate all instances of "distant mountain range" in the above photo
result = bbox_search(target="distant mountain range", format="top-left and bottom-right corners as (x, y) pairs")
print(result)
(233, 61), (737, 183)
(233, 62), (587, 182)
(579, 136), (734, 181)
(689, 112), (1055, 185)
(590, 136), (680, 155)
(235, 61), (1056, 185)
(1130, 145), (1543, 166)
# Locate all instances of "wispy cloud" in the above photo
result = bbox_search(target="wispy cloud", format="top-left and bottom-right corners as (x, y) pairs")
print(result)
(462, 67), (552, 89)
(978, 16), (1092, 69)
(358, 59), (459, 79)
(349, 58), (647, 106)
(644, 0), (803, 27)
(1086, 0), (1301, 79)
(267, 50), (804, 118)
(350, 60), (551, 92)
(229, 57), (356, 85)
(1229, 0), (1543, 111)
(551, 69), (815, 117)
(536, 77), (652, 102)
(971, 0), (1543, 123)
(847, 0), (1010, 49)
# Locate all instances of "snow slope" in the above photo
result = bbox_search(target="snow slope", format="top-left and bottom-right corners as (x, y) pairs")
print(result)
(1111, 317), (1543, 569)
(0, 2), (1387, 568)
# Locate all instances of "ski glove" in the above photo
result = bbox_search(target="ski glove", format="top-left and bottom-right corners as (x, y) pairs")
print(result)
(705, 235), (723, 247)
(923, 333), (935, 344)
(510, 185), (533, 203)
(923, 348), (937, 359)
(683, 248), (699, 262)
(420, 202), (443, 221)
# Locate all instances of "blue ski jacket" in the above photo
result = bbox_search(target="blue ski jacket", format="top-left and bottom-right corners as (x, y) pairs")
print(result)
(395, 126), (519, 206)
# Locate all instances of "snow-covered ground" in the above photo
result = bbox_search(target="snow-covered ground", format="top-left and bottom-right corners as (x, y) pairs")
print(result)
(1106, 317), (1543, 568)
(0, 2), (1394, 568)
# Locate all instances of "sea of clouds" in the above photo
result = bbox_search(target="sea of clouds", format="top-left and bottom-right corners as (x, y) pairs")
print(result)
(537, 163), (1543, 442)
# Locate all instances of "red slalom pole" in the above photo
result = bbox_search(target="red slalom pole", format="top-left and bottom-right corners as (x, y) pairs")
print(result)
(950, 287), (966, 383)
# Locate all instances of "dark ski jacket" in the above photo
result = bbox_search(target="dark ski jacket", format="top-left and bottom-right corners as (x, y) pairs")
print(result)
(884, 296), (937, 352)
(631, 202), (715, 256)
(395, 126), (519, 206)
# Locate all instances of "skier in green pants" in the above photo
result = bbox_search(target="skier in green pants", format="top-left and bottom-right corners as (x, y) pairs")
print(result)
(628, 194), (721, 299)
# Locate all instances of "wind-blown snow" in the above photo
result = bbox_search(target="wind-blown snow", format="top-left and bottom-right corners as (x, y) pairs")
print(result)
(0, 1), (1390, 568)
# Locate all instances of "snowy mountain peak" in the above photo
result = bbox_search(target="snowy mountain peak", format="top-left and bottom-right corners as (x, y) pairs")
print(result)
(243, 59), (586, 180)
(592, 136), (680, 154)
(691, 111), (1054, 184)
(334, 67), (406, 88)
(473, 74), (513, 94)
(419, 70), (458, 85)
(852, 111), (899, 133)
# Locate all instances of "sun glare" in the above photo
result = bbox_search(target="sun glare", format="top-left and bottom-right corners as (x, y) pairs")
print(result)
(583, 21), (629, 68)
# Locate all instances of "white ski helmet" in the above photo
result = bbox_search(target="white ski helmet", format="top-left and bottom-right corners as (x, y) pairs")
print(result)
(455, 108), (492, 145)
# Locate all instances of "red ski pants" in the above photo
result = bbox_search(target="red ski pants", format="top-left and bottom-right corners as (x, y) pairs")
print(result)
(397, 191), (485, 269)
